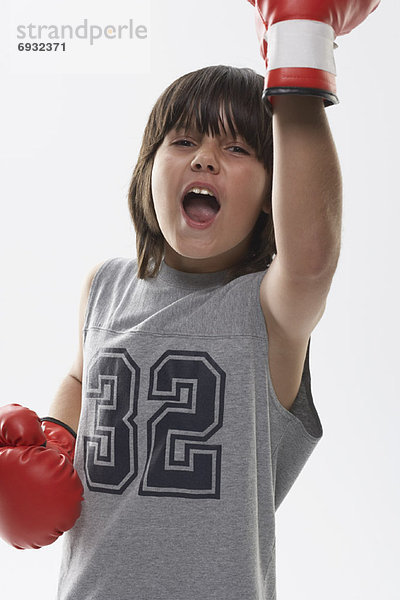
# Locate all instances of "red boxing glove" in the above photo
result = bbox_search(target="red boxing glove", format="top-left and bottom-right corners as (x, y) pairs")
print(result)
(247, 0), (381, 113)
(0, 404), (84, 550)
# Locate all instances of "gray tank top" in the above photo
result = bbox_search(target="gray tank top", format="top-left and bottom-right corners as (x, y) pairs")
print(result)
(57, 257), (323, 600)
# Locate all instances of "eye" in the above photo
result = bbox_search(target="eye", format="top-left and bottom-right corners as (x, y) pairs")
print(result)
(228, 145), (249, 154)
(172, 139), (194, 147)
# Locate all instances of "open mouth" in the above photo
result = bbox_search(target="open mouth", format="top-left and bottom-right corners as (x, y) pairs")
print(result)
(182, 190), (220, 224)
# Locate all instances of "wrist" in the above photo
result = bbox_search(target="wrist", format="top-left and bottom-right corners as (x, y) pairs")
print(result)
(272, 95), (326, 123)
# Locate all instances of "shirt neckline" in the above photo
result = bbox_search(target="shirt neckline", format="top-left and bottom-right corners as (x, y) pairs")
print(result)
(157, 258), (229, 290)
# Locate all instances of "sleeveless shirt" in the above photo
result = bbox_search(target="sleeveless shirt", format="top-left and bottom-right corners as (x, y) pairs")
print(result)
(57, 256), (323, 600)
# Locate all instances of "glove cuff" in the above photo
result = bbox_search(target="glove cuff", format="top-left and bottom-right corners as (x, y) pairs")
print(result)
(261, 20), (340, 115)
(40, 417), (77, 438)
(41, 418), (77, 462)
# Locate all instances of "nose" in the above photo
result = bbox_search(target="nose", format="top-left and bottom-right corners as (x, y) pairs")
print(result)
(191, 139), (220, 173)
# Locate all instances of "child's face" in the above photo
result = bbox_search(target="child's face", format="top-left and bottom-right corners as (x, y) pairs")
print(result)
(151, 113), (271, 273)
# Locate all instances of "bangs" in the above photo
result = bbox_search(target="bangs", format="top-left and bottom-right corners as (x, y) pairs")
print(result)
(154, 66), (272, 166)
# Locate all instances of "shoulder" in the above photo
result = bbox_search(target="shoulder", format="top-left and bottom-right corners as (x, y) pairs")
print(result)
(84, 257), (137, 291)
(68, 257), (136, 382)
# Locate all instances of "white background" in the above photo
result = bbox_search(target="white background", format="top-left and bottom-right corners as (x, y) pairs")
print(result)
(0, 0), (399, 598)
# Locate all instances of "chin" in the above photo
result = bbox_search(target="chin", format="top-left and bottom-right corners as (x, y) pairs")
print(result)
(170, 239), (221, 260)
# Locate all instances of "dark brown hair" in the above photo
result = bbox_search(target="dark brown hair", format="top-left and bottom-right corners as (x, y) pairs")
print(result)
(128, 64), (275, 284)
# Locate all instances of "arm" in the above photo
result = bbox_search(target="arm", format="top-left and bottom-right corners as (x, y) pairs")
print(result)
(46, 375), (82, 435)
(251, 0), (379, 342)
(260, 95), (342, 342)
(46, 261), (105, 433)
(0, 262), (103, 549)
(271, 95), (342, 279)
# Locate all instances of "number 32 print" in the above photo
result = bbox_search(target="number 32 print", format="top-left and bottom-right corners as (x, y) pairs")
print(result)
(83, 348), (226, 499)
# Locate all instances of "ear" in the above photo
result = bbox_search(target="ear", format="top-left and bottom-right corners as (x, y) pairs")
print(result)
(261, 193), (272, 215)
(261, 172), (272, 214)
(261, 202), (270, 215)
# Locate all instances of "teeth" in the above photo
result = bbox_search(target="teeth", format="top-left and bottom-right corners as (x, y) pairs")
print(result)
(188, 187), (215, 197)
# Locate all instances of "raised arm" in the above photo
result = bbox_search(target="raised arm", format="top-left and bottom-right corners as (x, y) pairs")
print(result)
(271, 95), (342, 279)
(250, 0), (380, 411)
(259, 96), (342, 410)
(253, 0), (379, 342)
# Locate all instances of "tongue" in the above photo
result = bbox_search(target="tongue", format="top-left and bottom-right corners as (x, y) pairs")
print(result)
(184, 197), (218, 223)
